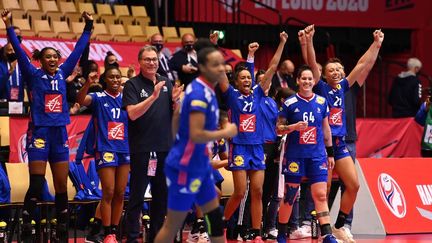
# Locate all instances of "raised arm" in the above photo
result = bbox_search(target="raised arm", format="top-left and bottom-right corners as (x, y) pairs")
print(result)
(76, 71), (98, 107)
(298, 30), (308, 64)
(2, 10), (33, 75)
(260, 32), (288, 92)
(246, 42), (259, 85)
(304, 25), (321, 83)
(346, 29), (384, 87)
(61, 12), (93, 77)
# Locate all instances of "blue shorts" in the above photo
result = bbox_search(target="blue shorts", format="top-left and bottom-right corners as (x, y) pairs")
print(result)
(333, 136), (350, 161)
(26, 125), (69, 163)
(282, 157), (328, 184)
(165, 165), (217, 211)
(95, 151), (130, 170)
(228, 144), (265, 171)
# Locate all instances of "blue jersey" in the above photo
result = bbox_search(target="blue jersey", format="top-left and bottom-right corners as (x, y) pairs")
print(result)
(314, 78), (349, 136)
(261, 96), (278, 143)
(89, 91), (129, 153)
(279, 94), (329, 158)
(166, 78), (219, 173)
(224, 85), (265, 145)
(7, 27), (90, 126)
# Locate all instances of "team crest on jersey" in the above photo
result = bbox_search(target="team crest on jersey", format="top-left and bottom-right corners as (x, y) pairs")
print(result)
(233, 155), (244, 166)
(316, 96), (325, 105)
(288, 162), (299, 173)
(34, 138), (45, 149)
(189, 178), (202, 193)
(239, 114), (256, 132)
(103, 152), (115, 163)
(329, 108), (343, 126)
(140, 89), (149, 98)
(299, 126), (317, 144)
(45, 94), (62, 113)
(108, 122), (125, 140)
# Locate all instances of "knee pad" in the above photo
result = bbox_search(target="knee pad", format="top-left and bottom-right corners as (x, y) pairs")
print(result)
(283, 184), (299, 205)
(28, 174), (45, 200)
(204, 207), (224, 237)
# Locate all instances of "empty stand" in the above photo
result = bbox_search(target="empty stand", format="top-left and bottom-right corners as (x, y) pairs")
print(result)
(127, 25), (147, 42)
(179, 27), (195, 38)
(162, 26), (181, 42)
(34, 19), (56, 38)
(92, 22), (112, 41)
(143, 25), (160, 39)
(114, 4), (134, 26)
(131, 5), (150, 26)
(109, 24), (130, 42)
(12, 18), (35, 37)
(52, 21), (76, 39)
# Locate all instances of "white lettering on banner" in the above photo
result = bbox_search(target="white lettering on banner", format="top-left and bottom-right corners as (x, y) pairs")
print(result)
(279, 0), (367, 12)
(89, 44), (123, 62)
(417, 185), (432, 205)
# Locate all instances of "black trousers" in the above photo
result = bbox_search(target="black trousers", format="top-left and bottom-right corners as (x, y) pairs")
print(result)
(126, 152), (168, 243)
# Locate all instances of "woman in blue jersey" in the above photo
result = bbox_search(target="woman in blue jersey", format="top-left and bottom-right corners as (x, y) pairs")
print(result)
(304, 25), (384, 243)
(220, 32), (286, 242)
(154, 39), (237, 243)
(2, 9), (93, 242)
(76, 66), (130, 243)
(276, 65), (338, 243)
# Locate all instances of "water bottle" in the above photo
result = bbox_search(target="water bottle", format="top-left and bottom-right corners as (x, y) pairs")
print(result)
(50, 218), (57, 242)
(40, 219), (49, 243)
(142, 215), (150, 242)
(311, 210), (319, 239)
(30, 220), (36, 240)
(0, 221), (7, 243)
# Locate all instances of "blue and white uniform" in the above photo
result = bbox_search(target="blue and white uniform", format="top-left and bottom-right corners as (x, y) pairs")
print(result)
(88, 91), (130, 170)
(224, 85), (266, 171)
(165, 77), (219, 211)
(7, 26), (91, 163)
(279, 94), (330, 184)
(314, 79), (350, 160)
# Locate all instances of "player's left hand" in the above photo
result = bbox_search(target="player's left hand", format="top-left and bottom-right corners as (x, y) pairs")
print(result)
(327, 156), (335, 170)
(373, 29), (384, 45)
(172, 83), (184, 103)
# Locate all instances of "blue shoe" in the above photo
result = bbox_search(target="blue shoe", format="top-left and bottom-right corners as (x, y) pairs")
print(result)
(276, 233), (286, 243)
(322, 234), (339, 243)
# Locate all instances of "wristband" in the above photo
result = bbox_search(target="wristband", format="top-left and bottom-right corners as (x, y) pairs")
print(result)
(326, 146), (334, 157)
(84, 20), (94, 32)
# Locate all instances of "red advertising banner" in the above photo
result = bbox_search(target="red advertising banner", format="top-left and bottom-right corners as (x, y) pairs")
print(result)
(176, 0), (432, 29)
(0, 37), (243, 70)
(9, 116), (91, 164)
(356, 118), (422, 158)
(359, 158), (432, 234)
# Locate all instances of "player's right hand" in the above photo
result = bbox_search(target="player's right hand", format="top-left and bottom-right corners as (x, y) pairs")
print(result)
(152, 81), (166, 99)
(224, 123), (238, 138)
(295, 121), (308, 131)
(1, 9), (11, 23)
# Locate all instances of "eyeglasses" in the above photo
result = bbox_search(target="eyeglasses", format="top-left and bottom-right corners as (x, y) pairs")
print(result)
(141, 57), (158, 64)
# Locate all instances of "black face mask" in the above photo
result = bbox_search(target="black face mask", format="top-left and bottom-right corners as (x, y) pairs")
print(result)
(226, 72), (233, 81)
(153, 43), (164, 52)
(283, 74), (293, 81)
(6, 53), (17, 62)
(108, 62), (119, 68)
(17, 35), (23, 43)
(184, 44), (194, 52)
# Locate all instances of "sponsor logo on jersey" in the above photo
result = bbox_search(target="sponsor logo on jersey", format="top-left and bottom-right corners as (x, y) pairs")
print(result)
(163, 86), (168, 92)
(378, 173), (407, 218)
(316, 96), (325, 105)
(140, 89), (149, 98)
(104, 103), (109, 107)
(329, 108), (343, 126)
(103, 152), (115, 163)
(337, 84), (342, 90)
(189, 178), (202, 193)
(239, 114), (256, 132)
(317, 107), (321, 113)
(191, 100), (208, 109)
(319, 162), (327, 170)
(41, 75), (48, 79)
(108, 122), (125, 140)
(45, 94), (62, 113)
(234, 155), (244, 166)
(284, 97), (298, 107)
(34, 138), (45, 149)
(294, 108), (300, 113)
(299, 126), (317, 144)
(288, 162), (299, 173)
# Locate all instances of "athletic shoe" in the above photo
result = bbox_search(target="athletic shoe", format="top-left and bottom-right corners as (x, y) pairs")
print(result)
(85, 234), (103, 243)
(319, 234), (343, 243)
(289, 227), (311, 239)
(332, 226), (355, 243)
(197, 232), (210, 243)
(276, 233), (286, 243)
(187, 231), (200, 243)
(252, 236), (264, 243)
(300, 224), (312, 234)
(343, 227), (356, 243)
(263, 228), (278, 240)
(103, 234), (118, 243)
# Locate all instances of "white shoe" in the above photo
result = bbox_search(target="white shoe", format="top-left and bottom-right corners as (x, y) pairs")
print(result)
(299, 224), (312, 234)
(187, 231), (200, 243)
(197, 232), (210, 243)
(289, 227), (311, 239)
(266, 228), (278, 240)
(332, 226), (355, 243)
(343, 227), (355, 243)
